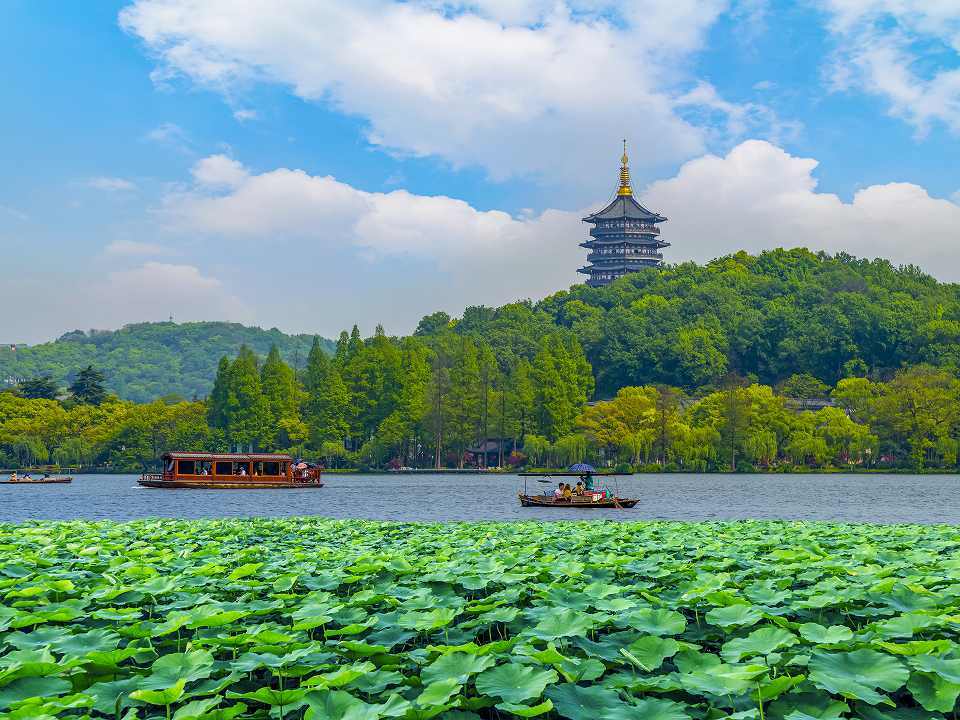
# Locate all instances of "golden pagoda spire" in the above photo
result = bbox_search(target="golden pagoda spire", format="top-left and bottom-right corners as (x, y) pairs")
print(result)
(617, 138), (633, 196)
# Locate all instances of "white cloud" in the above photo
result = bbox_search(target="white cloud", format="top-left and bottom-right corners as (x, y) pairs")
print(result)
(96, 262), (251, 325)
(87, 176), (137, 192)
(104, 240), (173, 256)
(233, 109), (257, 122)
(0, 262), (251, 344)
(190, 154), (249, 189)
(119, 0), (790, 193)
(157, 146), (960, 337)
(819, 0), (960, 134)
(643, 139), (960, 273)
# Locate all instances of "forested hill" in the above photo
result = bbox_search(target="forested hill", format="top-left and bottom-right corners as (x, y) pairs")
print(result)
(431, 248), (960, 396)
(0, 322), (334, 403)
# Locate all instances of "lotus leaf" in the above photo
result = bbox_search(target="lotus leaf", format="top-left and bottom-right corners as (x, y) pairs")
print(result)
(416, 678), (462, 706)
(495, 698), (554, 717)
(621, 635), (680, 671)
(798, 623), (854, 644)
(722, 627), (798, 662)
(808, 650), (909, 704)
(141, 649), (215, 689)
(907, 672), (960, 712)
(706, 603), (764, 628)
(475, 663), (559, 703)
(130, 678), (188, 705)
(623, 608), (687, 635)
(421, 651), (495, 684)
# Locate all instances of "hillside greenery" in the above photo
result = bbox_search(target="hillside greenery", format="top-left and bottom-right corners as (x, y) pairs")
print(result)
(0, 321), (334, 402)
(4, 248), (960, 472)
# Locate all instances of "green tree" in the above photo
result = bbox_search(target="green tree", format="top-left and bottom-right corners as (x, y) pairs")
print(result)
(260, 345), (300, 448)
(70, 366), (108, 406)
(207, 356), (231, 431)
(224, 346), (269, 450)
(532, 333), (594, 441)
(18, 376), (59, 400)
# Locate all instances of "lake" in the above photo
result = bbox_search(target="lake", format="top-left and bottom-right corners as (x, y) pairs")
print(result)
(2, 472), (959, 524)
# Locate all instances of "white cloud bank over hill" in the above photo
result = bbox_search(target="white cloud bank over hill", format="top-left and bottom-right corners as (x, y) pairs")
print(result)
(150, 140), (960, 337)
(10, 140), (958, 343)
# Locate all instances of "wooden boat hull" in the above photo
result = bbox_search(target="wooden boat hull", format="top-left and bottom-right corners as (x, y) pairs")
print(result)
(519, 494), (637, 509)
(138, 478), (323, 489)
(0, 478), (72, 484)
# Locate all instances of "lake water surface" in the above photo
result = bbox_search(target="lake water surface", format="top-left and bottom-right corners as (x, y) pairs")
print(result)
(2, 472), (959, 524)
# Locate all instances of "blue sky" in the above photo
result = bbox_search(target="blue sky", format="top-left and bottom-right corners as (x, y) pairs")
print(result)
(2, 0), (959, 344)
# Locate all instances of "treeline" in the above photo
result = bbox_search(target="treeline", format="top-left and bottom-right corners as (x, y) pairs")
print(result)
(0, 321), (331, 403)
(3, 341), (959, 473)
(4, 248), (960, 472)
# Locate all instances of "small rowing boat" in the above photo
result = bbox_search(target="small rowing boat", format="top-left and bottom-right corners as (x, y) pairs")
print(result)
(0, 477), (72, 485)
(1, 466), (74, 485)
(518, 463), (637, 509)
(518, 493), (638, 508)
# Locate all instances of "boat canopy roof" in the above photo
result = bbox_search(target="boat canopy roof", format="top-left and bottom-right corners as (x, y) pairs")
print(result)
(162, 452), (293, 462)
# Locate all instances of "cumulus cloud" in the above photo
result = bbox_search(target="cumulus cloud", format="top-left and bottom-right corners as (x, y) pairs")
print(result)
(819, 0), (960, 134)
(95, 262), (251, 325)
(643, 140), (960, 273)
(190, 154), (249, 190)
(87, 176), (137, 191)
(119, 0), (788, 192)
(156, 145), (960, 337)
(0, 262), (251, 344)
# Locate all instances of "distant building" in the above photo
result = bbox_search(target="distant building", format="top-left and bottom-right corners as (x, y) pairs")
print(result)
(579, 141), (669, 287)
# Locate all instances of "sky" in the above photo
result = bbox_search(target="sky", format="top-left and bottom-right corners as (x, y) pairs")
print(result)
(2, 0), (959, 344)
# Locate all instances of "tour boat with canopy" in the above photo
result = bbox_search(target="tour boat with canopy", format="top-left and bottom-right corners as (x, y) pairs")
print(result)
(518, 463), (638, 508)
(138, 452), (323, 489)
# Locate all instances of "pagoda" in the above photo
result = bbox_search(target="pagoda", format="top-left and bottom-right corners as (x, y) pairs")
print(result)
(579, 141), (669, 287)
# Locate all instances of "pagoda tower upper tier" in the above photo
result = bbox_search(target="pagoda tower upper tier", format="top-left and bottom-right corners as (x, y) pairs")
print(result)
(578, 141), (669, 288)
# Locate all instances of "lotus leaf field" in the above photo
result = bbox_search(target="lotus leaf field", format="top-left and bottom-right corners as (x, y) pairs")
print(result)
(2, 519), (960, 720)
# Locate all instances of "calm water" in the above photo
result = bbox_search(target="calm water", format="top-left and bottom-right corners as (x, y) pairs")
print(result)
(1, 473), (959, 524)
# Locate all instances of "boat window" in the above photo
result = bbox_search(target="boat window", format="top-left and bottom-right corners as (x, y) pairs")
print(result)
(177, 459), (196, 475)
(262, 461), (281, 476)
(279, 462), (288, 475)
(215, 461), (233, 475)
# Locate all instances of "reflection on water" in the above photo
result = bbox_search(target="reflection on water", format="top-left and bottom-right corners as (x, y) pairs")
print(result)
(2, 473), (959, 524)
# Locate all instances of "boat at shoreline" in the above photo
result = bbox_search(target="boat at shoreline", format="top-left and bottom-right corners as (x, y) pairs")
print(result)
(138, 452), (323, 489)
(0, 477), (73, 485)
(1, 466), (74, 484)
(518, 464), (637, 509)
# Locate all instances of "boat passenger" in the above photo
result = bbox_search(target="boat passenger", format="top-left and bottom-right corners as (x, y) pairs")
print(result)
(562, 483), (573, 500)
(239, 466), (247, 476)
(574, 481), (585, 496)
(553, 482), (564, 500)
(9, 471), (17, 482)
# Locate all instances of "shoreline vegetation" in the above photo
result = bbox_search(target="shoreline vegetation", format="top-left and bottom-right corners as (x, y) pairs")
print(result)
(2, 517), (959, 719)
(4, 249), (960, 475)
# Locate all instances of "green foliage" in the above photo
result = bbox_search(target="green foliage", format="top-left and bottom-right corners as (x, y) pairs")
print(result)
(16, 376), (59, 400)
(0, 321), (333, 402)
(69, 365), (107, 406)
(1, 519), (959, 718)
